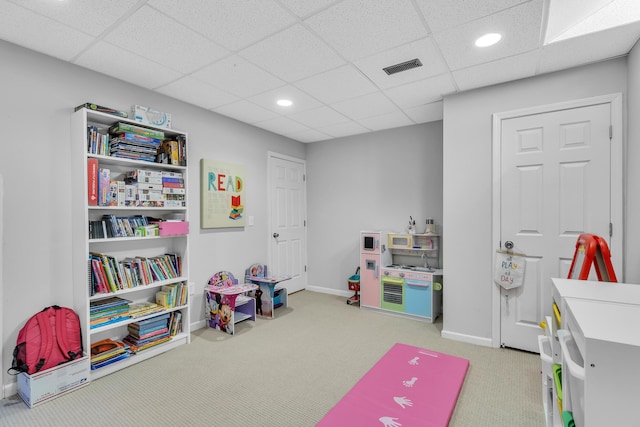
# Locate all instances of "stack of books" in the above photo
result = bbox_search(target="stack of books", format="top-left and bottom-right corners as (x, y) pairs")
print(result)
(90, 338), (130, 370)
(123, 313), (171, 353)
(90, 297), (130, 329)
(108, 122), (164, 163)
(161, 171), (186, 207)
(155, 283), (187, 309)
(128, 301), (165, 318)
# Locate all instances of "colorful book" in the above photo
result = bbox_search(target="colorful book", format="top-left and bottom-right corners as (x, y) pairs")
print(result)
(98, 168), (110, 206)
(109, 122), (165, 140)
(87, 158), (98, 206)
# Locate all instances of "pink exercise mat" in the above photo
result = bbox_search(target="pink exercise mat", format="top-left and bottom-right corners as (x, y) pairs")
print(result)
(317, 343), (469, 427)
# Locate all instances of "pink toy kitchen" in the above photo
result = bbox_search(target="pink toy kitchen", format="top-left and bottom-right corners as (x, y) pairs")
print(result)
(359, 224), (443, 323)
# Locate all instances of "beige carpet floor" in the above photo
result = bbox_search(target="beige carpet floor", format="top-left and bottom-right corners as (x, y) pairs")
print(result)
(0, 290), (545, 426)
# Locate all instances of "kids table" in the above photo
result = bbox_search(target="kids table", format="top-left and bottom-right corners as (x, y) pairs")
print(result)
(245, 264), (291, 319)
(205, 271), (258, 335)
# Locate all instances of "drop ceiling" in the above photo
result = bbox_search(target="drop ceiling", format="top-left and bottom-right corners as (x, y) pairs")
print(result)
(1, 0), (639, 142)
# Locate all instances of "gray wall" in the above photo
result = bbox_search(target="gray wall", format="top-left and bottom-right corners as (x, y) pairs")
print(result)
(442, 57), (629, 345)
(627, 42), (640, 284)
(305, 122), (443, 293)
(0, 40), (305, 389)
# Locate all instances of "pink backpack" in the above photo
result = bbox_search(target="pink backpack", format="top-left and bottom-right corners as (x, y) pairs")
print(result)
(8, 306), (83, 375)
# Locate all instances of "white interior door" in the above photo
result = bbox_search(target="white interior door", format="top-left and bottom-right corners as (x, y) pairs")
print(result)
(496, 99), (619, 352)
(268, 153), (307, 293)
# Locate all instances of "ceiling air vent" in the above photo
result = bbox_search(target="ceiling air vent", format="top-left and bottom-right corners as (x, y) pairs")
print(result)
(383, 58), (422, 75)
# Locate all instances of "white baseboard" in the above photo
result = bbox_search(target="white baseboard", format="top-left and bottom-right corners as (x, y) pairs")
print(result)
(441, 329), (494, 348)
(190, 319), (206, 331)
(3, 380), (17, 399)
(305, 285), (352, 298)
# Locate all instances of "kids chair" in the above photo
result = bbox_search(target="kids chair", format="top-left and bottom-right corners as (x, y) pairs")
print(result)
(244, 263), (291, 319)
(204, 271), (257, 335)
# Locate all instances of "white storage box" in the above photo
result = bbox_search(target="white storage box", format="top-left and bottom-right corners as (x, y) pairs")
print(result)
(558, 330), (585, 427)
(132, 105), (172, 129)
(17, 355), (90, 408)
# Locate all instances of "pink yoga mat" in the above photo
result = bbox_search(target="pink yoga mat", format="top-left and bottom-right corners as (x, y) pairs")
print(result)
(317, 343), (469, 427)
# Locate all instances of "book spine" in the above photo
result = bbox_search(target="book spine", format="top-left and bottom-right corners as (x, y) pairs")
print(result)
(87, 158), (98, 206)
(98, 168), (111, 206)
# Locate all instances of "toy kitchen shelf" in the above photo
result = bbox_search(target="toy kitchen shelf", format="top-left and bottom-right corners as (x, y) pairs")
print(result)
(387, 233), (440, 268)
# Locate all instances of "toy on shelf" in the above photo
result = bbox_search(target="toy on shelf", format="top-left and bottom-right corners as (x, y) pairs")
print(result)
(204, 271), (258, 335)
(244, 264), (291, 319)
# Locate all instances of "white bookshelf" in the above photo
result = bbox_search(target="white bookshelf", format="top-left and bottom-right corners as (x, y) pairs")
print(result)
(71, 108), (190, 380)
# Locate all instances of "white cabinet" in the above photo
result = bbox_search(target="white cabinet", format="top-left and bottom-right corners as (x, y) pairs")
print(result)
(545, 278), (640, 426)
(560, 299), (640, 426)
(71, 108), (190, 380)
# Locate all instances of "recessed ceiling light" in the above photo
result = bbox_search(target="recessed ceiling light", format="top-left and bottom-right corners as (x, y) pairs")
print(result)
(475, 33), (502, 47)
(277, 99), (293, 107)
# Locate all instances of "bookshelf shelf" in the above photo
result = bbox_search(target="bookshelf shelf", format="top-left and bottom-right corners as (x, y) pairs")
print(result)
(90, 332), (189, 380)
(89, 304), (188, 334)
(88, 277), (188, 301)
(71, 107), (190, 379)
(88, 153), (187, 170)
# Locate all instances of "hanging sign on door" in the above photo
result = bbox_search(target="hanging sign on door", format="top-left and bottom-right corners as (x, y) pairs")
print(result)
(494, 250), (526, 289)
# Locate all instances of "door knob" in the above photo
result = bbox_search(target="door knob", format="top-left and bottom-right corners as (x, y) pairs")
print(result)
(273, 232), (279, 238)
(504, 241), (514, 250)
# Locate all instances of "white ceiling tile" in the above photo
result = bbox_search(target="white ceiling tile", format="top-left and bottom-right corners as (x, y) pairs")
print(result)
(415, 0), (529, 33)
(384, 74), (456, 108)
(192, 55), (285, 98)
(403, 101), (443, 123)
(74, 41), (182, 89)
(354, 37), (449, 89)
(357, 111), (413, 131)
(433, 0), (544, 71)
(538, 22), (640, 74)
(3, 0), (639, 141)
(305, 0), (428, 61)
(148, 0), (296, 51)
(452, 50), (538, 91)
(103, 5), (228, 74)
(319, 121), (370, 138)
(239, 24), (345, 82)
(294, 65), (377, 104)
(288, 106), (350, 128)
(248, 85), (322, 114)
(278, 0), (341, 18)
(6, 0), (137, 36)
(0, 1), (93, 61)
(331, 92), (400, 120)
(156, 76), (239, 110)
(213, 100), (279, 124)
(285, 128), (333, 143)
(254, 116), (311, 135)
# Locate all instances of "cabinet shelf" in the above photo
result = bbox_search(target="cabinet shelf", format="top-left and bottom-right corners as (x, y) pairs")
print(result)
(89, 235), (186, 243)
(88, 153), (187, 170)
(90, 332), (189, 380)
(89, 304), (188, 334)
(89, 276), (188, 301)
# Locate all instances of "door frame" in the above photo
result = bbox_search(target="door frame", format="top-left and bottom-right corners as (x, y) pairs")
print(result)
(491, 93), (623, 348)
(267, 151), (308, 291)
